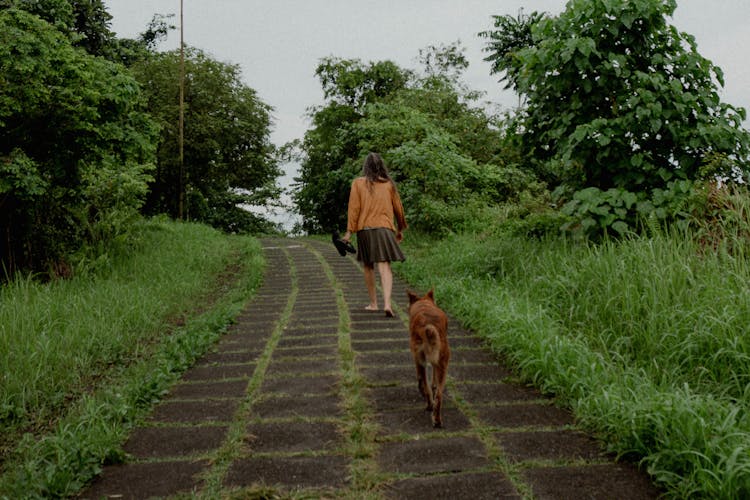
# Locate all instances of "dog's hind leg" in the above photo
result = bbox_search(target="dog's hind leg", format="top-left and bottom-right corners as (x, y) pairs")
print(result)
(431, 363), (448, 428)
(415, 361), (432, 411)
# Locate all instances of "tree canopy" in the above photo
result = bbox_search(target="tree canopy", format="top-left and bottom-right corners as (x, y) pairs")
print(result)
(478, 8), (547, 94)
(132, 47), (281, 233)
(1, 1), (281, 276)
(482, 0), (750, 234)
(1, 7), (157, 274)
(294, 43), (541, 235)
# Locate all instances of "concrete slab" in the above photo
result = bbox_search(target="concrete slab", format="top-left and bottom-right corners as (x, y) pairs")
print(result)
(449, 363), (513, 382)
(356, 350), (413, 365)
(124, 425), (228, 458)
(225, 454), (350, 490)
(523, 464), (662, 499)
(81, 460), (208, 499)
(449, 348), (500, 365)
(150, 399), (240, 424)
(252, 394), (343, 419)
(168, 379), (248, 400)
(366, 384), (426, 411)
(181, 363), (256, 382)
(266, 357), (339, 376)
(378, 436), (490, 474)
(260, 374), (340, 396)
(452, 382), (541, 403)
(196, 350), (262, 365)
(385, 471), (521, 500)
(276, 334), (338, 347)
(351, 340), (409, 352)
(274, 344), (339, 357)
(360, 365), (414, 383)
(495, 430), (607, 463)
(376, 407), (471, 434)
(245, 421), (341, 453)
(474, 403), (574, 428)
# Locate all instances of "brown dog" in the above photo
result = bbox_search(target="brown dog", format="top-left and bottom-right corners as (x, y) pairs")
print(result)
(407, 289), (450, 428)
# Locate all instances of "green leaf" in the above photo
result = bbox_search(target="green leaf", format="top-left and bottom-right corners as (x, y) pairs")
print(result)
(581, 217), (597, 230)
(622, 191), (638, 209)
(621, 12), (636, 29)
(611, 220), (629, 234)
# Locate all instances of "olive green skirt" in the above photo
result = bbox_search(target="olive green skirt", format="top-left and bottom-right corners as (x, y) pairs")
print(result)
(356, 228), (405, 264)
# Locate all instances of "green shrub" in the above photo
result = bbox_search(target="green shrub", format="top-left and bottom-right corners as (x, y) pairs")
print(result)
(560, 180), (697, 237)
(0, 8), (157, 276)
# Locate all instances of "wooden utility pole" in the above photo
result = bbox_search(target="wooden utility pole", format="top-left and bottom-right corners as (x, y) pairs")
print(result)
(178, 0), (185, 219)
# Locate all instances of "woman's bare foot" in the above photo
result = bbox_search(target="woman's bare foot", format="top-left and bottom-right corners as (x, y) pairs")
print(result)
(384, 309), (394, 318)
(365, 304), (378, 311)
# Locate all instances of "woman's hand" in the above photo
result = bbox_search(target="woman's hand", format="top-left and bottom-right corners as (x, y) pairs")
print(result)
(396, 231), (403, 243)
(342, 231), (352, 243)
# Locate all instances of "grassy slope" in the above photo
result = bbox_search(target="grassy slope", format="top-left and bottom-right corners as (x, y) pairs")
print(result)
(396, 230), (750, 499)
(0, 218), (264, 497)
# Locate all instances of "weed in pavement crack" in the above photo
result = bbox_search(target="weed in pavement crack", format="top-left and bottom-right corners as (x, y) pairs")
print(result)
(307, 243), (383, 499)
(200, 246), (298, 497)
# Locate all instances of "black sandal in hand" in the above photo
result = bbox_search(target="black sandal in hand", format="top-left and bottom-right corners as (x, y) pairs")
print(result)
(332, 232), (356, 256)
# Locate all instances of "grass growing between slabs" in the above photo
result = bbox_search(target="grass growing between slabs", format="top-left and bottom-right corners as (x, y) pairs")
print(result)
(397, 229), (750, 499)
(0, 218), (265, 497)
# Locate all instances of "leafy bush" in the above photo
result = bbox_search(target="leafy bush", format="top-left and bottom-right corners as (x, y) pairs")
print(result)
(503, 209), (572, 239)
(0, 8), (157, 276)
(483, 0), (750, 196)
(560, 180), (698, 238)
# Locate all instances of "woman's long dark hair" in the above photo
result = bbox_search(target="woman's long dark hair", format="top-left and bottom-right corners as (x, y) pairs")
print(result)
(362, 152), (393, 184)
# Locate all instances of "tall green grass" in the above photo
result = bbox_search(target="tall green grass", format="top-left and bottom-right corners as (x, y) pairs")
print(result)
(397, 229), (750, 498)
(0, 218), (264, 496)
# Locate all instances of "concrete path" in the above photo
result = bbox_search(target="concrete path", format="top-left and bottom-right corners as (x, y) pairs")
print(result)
(81, 238), (661, 499)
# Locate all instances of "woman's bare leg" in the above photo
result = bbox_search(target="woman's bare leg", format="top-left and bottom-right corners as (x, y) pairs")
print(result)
(377, 261), (393, 316)
(363, 263), (378, 310)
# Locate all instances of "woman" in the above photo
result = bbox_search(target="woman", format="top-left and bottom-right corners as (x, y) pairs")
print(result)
(342, 152), (407, 317)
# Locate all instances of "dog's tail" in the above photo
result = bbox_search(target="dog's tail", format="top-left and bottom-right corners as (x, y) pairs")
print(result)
(424, 324), (440, 348)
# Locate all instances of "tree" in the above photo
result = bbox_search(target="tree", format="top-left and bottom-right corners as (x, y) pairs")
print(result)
(294, 57), (410, 233)
(0, 0), (75, 32)
(503, 0), (749, 192)
(132, 47), (281, 233)
(355, 90), (537, 234)
(2, 0), (119, 58)
(479, 9), (547, 94)
(69, 0), (115, 57)
(0, 8), (158, 274)
(482, 0), (750, 235)
(315, 57), (410, 113)
(295, 46), (539, 234)
(137, 13), (175, 51)
(418, 41), (469, 86)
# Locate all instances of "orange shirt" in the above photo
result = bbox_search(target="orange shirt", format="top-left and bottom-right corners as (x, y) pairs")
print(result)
(346, 177), (407, 233)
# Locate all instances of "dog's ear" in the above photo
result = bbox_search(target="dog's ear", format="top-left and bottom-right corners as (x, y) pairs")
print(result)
(407, 290), (419, 304)
(427, 289), (435, 302)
